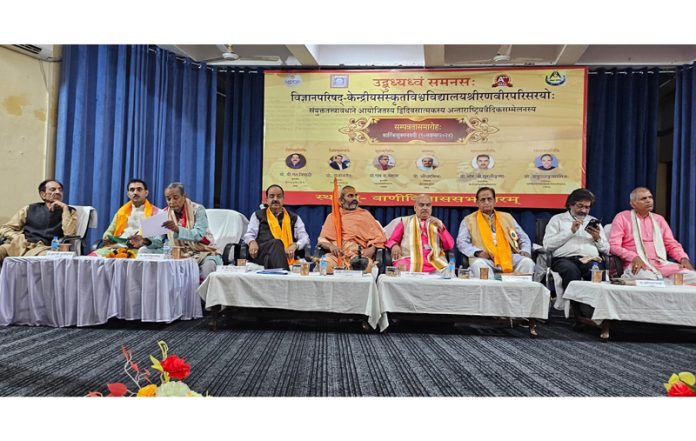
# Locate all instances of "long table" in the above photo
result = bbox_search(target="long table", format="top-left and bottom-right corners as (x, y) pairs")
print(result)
(378, 274), (550, 336)
(197, 271), (387, 331)
(563, 280), (696, 340)
(0, 256), (202, 327)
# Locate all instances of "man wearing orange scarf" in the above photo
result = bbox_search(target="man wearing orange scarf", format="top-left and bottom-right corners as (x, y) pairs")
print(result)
(97, 179), (159, 254)
(244, 185), (310, 270)
(318, 185), (386, 273)
(456, 187), (534, 278)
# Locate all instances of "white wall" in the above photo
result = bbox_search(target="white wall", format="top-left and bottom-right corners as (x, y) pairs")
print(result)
(0, 46), (60, 223)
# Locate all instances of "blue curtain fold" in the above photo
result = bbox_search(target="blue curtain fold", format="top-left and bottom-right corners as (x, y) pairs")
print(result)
(55, 45), (218, 245)
(672, 63), (696, 259)
(586, 68), (660, 223)
(218, 69), (265, 218)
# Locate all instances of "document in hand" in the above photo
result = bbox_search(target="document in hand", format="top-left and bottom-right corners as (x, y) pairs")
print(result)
(140, 211), (170, 237)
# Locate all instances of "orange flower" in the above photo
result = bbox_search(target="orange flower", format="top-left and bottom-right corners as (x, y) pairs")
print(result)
(136, 384), (157, 397)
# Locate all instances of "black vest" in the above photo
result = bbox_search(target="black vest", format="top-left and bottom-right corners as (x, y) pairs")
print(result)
(254, 208), (298, 244)
(24, 203), (74, 245)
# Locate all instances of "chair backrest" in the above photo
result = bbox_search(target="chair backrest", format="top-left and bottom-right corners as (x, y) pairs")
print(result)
(535, 218), (550, 245)
(206, 209), (249, 252)
(603, 222), (612, 238)
(383, 217), (403, 239)
(71, 205), (98, 238)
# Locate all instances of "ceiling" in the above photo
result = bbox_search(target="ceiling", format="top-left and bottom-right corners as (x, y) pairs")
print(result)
(159, 44), (696, 68)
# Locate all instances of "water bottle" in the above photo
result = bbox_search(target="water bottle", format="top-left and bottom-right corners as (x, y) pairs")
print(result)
(591, 262), (601, 283)
(162, 240), (171, 259)
(51, 236), (60, 251)
(320, 254), (328, 276)
(444, 256), (455, 279)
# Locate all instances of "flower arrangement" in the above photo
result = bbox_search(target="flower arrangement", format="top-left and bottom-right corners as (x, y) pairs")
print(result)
(664, 371), (696, 397)
(106, 248), (137, 259)
(87, 340), (205, 397)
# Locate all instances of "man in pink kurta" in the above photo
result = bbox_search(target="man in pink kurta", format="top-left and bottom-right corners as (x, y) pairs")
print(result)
(385, 194), (454, 273)
(609, 187), (695, 282)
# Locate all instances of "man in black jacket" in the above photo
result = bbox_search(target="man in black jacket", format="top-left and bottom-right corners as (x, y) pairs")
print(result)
(243, 185), (310, 270)
(0, 179), (77, 262)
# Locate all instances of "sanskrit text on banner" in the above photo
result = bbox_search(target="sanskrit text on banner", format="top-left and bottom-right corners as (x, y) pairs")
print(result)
(263, 68), (587, 208)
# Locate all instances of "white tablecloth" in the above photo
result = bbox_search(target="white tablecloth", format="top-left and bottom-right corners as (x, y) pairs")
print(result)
(378, 275), (550, 319)
(563, 280), (696, 326)
(197, 271), (387, 331)
(0, 257), (202, 327)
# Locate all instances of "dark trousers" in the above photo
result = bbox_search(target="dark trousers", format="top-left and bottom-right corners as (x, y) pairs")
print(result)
(552, 256), (605, 319)
(252, 239), (289, 270)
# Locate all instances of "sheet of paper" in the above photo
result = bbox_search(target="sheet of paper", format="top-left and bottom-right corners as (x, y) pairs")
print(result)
(140, 211), (170, 237)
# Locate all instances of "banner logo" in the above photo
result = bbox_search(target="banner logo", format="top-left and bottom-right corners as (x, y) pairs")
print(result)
(545, 71), (566, 86)
(492, 74), (513, 88)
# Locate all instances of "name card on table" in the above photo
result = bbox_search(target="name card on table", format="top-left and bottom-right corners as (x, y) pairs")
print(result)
(400, 272), (432, 278)
(332, 270), (365, 278)
(216, 265), (248, 273)
(136, 253), (165, 261)
(45, 251), (75, 259)
(635, 279), (666, 288)
(501, 275), (533, 282)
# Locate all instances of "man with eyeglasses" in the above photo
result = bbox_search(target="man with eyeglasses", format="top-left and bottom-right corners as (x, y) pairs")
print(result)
(543, 188), (609, 298)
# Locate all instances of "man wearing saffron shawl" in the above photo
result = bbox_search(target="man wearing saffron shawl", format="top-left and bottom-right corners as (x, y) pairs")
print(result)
(94, 179), (159, 256)
(243, 184), (310, 270)
(385, 194), (454, 273)
(318, 185), (386, 274)
(144, 182), (221, 280)
(0, 179), (77, 262)
(609, 187), (695, 283)
(456, 187), (534, 278)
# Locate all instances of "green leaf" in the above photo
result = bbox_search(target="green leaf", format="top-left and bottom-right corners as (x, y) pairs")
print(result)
(678, 372), (695, 386)
(150, 355), (163, 373)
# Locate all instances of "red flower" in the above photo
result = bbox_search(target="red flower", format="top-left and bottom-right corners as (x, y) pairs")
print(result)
(161, 355), (190, 380)
(667, 380), (696, 397)
(106, 383), (129, 397)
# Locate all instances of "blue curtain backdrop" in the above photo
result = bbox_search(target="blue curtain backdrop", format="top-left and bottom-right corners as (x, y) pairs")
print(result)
(672, 63), (696, 259)
(586, 68), (660, 223)
(53, 46), (662, 258)
(218, 67), (660, 261)
(55, 45), (218, 245)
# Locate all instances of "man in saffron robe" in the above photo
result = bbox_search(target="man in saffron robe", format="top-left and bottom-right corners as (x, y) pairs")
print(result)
(456, 187), (534, 278)
(609, 187), (695, 283)
(243, 184), (310, 270)
(385, 194), (454, 273)
(0, 179), (77, 263)
(318, 185), (386, 273)
(94, 179), (159, 256)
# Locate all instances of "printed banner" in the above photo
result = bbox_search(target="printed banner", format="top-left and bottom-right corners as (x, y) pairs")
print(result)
(263, 68), (587, 208)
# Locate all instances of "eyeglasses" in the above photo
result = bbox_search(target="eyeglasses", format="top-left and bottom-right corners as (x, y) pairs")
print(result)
(573, 203), (591, 210)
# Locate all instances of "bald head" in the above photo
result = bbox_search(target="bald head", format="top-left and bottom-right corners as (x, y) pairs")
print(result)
(340, 186), (359, 210)
(629, 187), (654, 216)
(414, 194), (433, 220)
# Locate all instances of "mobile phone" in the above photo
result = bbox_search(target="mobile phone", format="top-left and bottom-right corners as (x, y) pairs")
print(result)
(585, 218), (601, 230)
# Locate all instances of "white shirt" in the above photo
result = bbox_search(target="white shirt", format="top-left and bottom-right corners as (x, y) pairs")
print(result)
(543, 211), (609, 258)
